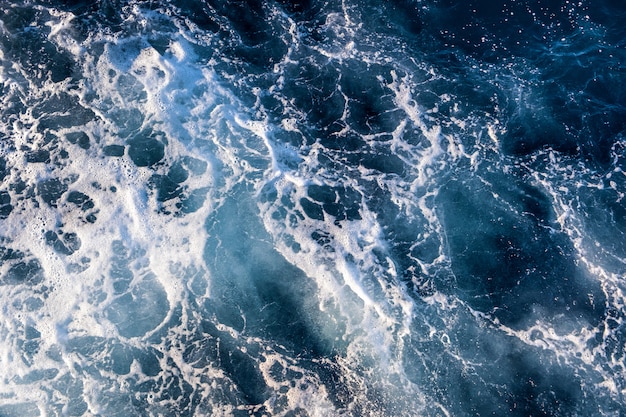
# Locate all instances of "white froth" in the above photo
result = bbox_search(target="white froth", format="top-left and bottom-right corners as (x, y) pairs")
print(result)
(0, 6), (244, 411)
(1, 1), (624, 415)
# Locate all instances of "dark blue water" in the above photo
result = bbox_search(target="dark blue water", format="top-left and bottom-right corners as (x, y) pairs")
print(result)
(0, 1), (625, 415)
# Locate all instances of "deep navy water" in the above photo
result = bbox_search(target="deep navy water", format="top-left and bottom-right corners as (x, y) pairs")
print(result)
(0, 0), (625, 415)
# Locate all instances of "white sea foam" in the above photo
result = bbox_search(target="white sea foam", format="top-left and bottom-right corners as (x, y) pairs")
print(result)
(0, 5), (253, 413)
(1, 1), (625, 415)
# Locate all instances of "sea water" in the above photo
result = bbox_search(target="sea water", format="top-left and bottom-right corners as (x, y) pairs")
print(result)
(0, 1), (625, 415)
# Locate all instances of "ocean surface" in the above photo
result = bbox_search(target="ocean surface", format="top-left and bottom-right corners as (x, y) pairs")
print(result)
(0, 0), (625, 415)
